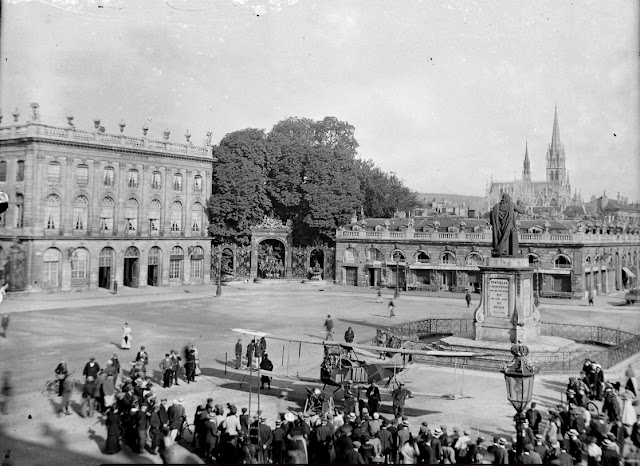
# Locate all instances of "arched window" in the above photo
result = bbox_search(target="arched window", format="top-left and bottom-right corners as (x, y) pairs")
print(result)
(190, 246), (204, 279)
(440, 251), (456, 264)
(99, 197), (115, 230)
(416, 251), (430, 264)
(14, 194), (24, 229)
(527, 253), (541, 266)
(391, 250), (405, 262)
(171, 201), (182, 232)
(43, 248), (61, 287)
(103, 166), (115, 186)
(344, 247), (357, 262)
(191, 202), (203, 232)
(44, 194), (61, 230)
(71, 248), (89, 283)
(550, 198), (558, 207)
(125, 198), (139, 231)
(554, 254), (571, 269)
(170, 246), (184, 279)
(47, 162), (61, 183)
(465, 252), (484, 266)
(149, 199), (161, 233)
(128, 169), (139, 188)
(73, 196), (89, 230)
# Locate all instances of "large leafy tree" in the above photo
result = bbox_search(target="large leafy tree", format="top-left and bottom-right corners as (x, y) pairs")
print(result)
(206, 129), (272, 245)
(356, 158), (419, 218)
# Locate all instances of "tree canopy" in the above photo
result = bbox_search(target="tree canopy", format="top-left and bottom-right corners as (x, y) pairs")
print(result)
(206, 117), (419, 246)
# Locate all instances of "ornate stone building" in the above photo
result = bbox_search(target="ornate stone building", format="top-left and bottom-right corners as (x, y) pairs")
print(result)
(488, 107), (578, 216)
(335, 216), (640, 298)
(0, 105), (212, 292)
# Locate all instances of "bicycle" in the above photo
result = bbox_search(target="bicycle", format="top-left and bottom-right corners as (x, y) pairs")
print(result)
(42, 376), (83, 397)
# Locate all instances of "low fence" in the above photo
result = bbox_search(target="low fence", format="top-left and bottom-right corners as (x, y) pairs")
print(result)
(379, 318), (640, 372)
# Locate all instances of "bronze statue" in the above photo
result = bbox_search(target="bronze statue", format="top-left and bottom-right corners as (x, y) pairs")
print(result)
(490, 193), (525, 257)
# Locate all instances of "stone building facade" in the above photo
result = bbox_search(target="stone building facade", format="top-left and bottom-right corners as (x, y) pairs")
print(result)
(335, 217), (640, 299)
(0, 107), (212, 292)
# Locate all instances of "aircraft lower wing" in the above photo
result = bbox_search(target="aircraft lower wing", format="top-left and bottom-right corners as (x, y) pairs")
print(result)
(230, 328), (484, 358)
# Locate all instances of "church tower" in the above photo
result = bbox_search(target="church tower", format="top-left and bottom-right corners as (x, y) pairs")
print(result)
(522, 141), (531, 182)
(546, 106), (567, 184)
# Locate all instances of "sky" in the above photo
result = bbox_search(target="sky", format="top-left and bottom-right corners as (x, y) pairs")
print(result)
(1, 0), (639, 201)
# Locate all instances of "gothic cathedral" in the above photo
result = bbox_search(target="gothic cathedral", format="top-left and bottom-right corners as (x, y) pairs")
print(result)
(488, 106), (578, 216)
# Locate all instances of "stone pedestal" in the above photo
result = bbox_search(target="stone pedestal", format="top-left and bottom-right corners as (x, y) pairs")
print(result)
(473, 257), (541, 343)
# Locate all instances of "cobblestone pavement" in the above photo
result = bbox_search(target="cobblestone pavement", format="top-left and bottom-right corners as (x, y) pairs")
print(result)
(0, 283), (638, 465)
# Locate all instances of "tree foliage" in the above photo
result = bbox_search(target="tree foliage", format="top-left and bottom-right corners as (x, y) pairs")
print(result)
(207, 117), (417, 247)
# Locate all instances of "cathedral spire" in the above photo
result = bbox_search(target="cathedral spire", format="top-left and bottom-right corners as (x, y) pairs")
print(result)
(551, 104), (561, 149)
(522, 140), (531, 181)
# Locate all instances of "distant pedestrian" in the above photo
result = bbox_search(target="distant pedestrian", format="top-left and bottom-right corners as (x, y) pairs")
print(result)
(588, 289), (594, 306)
(59, 374), (74, 416)
(121, 323), (132, 350)
(377, 288), (383, 304)
(246, 340), (255, 368)
(394, 288), (400, 299)
(0, 371), (13, 414)
(344, 327), (355, 343)
(389, 300), (396, 318)
(260, 353), (274, 389)
(0, 313), (8, 338)
(170, 350), (181, 386)
(235, 339), (242, 369)
(113, 280), (118, 294)
(324, 315), (334, 341)
(160, 354), (173, 388)
(391, 382), (411, 418)
(465, 292), (472, 308)
(54, 360), (68, 396)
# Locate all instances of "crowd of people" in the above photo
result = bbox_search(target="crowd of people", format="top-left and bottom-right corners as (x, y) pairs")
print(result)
(49, 321), (640, 466)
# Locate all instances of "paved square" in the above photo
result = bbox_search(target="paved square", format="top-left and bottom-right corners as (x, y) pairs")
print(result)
(0, 284), (638, 465)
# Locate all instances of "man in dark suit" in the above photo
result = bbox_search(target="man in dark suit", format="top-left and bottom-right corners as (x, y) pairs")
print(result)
(83, 357), (100, 380)
(492, 438), (508, 464)
(168, 398), (185, 441)
(366, 381), (381, 414)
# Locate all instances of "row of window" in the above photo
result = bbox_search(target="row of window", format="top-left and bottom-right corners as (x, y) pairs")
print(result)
(44, 194), (205, 233)
(43, 246), (205, 287)
(0, 160), (25, 182)
(44, 162), (204, 192)
(344, 247), (573, 268)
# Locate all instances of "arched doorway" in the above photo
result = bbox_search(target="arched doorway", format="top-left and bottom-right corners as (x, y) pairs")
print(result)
(258, 239), (285, 278)
(42, 248), (62, 289)
(99, 247), (115, 289)
(309, 249), (325, 279)
(147, 247), (162, 286)
(123, 246), (140, 288)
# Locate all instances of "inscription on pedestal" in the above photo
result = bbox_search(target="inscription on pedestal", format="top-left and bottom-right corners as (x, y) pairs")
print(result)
(488, 278), (509, 317)
(523, 278), (531, 316)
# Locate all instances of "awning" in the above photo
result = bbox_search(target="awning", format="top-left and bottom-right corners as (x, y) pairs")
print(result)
(622, 267), (636, 278)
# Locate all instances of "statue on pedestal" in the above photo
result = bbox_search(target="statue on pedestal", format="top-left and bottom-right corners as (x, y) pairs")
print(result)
(490, 193), (525, 257)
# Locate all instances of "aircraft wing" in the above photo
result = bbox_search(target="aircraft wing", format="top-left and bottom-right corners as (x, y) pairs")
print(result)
(230, 328), (483, 358)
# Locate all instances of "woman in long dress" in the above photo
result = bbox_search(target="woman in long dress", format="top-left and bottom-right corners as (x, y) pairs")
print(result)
(121, 323), (132, 350)
(104, 406), (122, 454)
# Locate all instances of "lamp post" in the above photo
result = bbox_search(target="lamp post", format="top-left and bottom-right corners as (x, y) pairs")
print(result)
(501, 341), (539, 459)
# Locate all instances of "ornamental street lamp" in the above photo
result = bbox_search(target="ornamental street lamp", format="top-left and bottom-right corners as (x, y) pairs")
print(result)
(501, 341), (539, 458)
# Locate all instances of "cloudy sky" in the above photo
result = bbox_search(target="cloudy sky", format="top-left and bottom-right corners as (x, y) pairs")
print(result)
(1, 0), (638, 201)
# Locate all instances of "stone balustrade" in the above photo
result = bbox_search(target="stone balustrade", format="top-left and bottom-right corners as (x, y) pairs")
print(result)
(0, 122), (213, 159)
(336, 228), (640, 244)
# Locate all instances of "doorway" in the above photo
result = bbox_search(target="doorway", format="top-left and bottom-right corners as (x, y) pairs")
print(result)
(368, 268), (380, 287)
(147, 247), (161, 286)
(344, 267), (358, 286)
(123, 246), (139, 288)
(98, 247), (114, 289)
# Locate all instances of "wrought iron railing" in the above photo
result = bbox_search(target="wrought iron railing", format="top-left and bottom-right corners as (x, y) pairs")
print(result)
(379, 318), (640, 372)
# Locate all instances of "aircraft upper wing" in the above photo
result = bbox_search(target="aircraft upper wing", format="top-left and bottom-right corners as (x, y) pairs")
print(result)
(230, 328), (484, 358)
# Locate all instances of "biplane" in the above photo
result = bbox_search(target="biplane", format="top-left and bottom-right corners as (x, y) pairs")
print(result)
(230, 328), (482, 391)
